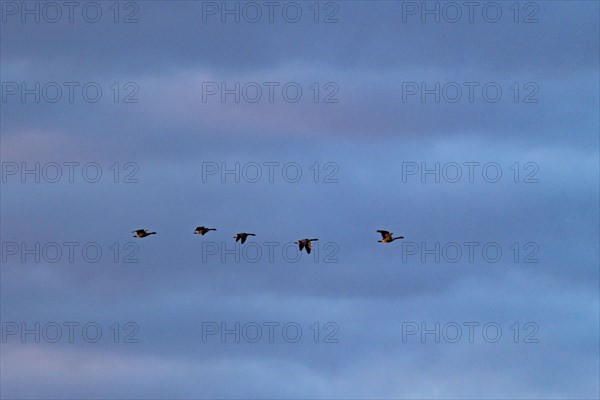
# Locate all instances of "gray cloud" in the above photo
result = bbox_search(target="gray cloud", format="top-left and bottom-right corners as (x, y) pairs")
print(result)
(1, 1), (598, 398)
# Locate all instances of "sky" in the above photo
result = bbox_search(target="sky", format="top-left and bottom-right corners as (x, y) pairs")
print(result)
(1, 1), (599, 398)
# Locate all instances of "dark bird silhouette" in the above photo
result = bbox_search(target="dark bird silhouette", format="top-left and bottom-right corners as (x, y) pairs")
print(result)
(194, 226), (216, 235)
(295, 238), (319, 254)
(133, 229), (156, 238)
(377, 230), (404, 243)
(234, 233), (256, 244)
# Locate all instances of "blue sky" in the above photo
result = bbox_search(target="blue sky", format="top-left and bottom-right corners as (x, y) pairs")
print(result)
(1, 1), (599, 398)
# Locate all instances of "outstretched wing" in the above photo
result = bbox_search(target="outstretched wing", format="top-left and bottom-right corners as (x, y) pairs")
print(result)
(377, 230), (390, 239)
(241, 235), (247, 244)
(298, 242), (305, 252)
(235, 235), (241, 242)
(306, 241), (312, 254)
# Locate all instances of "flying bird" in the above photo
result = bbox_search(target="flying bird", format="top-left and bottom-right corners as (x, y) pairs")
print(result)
(234, 233), (256, 244)
(295, 238), (319, 254)
(194, 226), (216, 235)
(132, 229), (156, 238)
(377, 230), (404, 243)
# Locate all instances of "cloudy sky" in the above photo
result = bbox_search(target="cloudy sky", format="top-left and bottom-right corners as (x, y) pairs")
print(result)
(1, 1), (599, 398)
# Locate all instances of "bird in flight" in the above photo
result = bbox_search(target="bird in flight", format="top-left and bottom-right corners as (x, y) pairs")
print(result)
(377, 230), (404, 243)
(234, 233), (256, 244)
(295, 238), (319, 254)
(133, 229), (157, 238)
(194, 226), (216, 235)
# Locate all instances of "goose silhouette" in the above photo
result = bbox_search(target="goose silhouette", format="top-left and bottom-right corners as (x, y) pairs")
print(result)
(194, 226), (216, 235)
(133, 229), (156, 238)
(295, 238), (319, 254)
(377, 230), (404, 243)
(234, 233), (256, 244)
